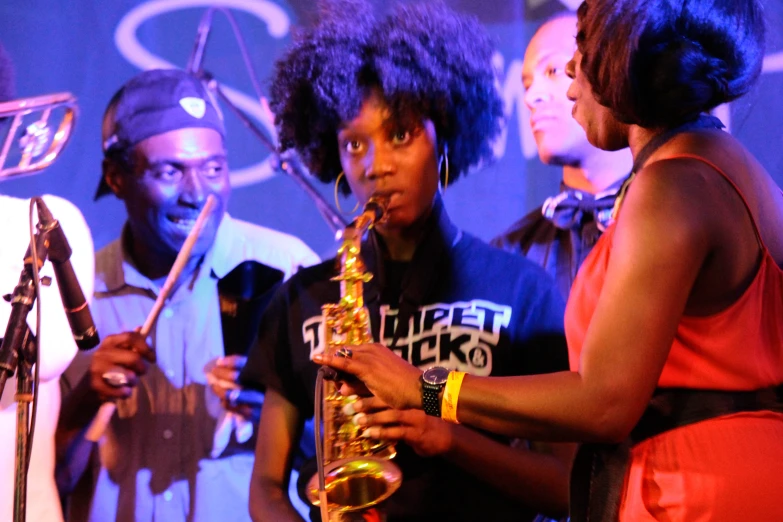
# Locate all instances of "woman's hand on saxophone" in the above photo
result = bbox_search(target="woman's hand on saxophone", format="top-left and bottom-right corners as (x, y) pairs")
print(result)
(347, 395), (455, 458)
(314, 342), (422, 411)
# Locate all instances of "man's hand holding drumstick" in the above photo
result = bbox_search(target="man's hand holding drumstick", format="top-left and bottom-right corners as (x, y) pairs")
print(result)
(79, 195), (218, 442)
(88, 331), (156, 401)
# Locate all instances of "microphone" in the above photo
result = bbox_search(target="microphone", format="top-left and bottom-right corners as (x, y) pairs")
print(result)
(35, 198), (100, 350)
(186, 7), (217, 75)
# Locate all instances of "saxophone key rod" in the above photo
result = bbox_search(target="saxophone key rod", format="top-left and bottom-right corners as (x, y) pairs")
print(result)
(309, 195), (401, 520)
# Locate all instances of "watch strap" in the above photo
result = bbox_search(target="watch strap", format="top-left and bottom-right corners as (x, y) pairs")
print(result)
(421, 380), (444, 417)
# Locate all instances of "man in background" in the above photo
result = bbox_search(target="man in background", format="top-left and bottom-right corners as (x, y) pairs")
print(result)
(493, 13), (633, 299)
(57, 69), (318, 522)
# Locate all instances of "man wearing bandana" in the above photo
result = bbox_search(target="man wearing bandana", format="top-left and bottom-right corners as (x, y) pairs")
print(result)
(57, 69), (319, 522)
(492, 13), (632, 299)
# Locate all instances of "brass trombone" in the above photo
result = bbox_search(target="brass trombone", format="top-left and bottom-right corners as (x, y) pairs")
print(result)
(0, 92), (77, 179)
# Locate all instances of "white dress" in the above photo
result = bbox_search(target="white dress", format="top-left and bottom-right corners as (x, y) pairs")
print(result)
(0, 194), (94, 522)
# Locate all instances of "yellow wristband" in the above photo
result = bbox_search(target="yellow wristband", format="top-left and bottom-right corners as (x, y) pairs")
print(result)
(441, 371), (465, 424)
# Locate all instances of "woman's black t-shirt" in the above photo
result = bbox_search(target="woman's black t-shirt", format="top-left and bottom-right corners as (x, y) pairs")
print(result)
(242, 199), (568, 521)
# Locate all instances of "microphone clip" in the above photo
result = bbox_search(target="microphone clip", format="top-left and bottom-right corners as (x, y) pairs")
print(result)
(0, 223), (50, 394)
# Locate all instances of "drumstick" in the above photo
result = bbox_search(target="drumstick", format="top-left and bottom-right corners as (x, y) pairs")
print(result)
(84, 195), (218, 442)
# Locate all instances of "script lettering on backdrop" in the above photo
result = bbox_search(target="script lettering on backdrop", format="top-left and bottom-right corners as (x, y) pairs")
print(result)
(113, 0), (291, 188)
(114, 0), (576, 186)
(113, 0), (782, 190)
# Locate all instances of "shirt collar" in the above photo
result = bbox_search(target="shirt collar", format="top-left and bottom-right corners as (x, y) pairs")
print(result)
(201, 212), (236, 280)
(95, 227), (155, 294)
(97, 212), (233, 294)
(558, 174), (630, 198)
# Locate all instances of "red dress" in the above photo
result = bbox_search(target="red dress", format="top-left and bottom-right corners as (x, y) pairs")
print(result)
(565, 154), (783, 520)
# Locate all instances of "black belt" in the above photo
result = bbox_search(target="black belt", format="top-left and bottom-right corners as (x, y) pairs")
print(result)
(569, 385), (783, 522)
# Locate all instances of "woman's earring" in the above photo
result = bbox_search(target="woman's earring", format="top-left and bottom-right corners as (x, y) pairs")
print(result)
(438, 143), (450, 193)
(334, 171), (360, 215)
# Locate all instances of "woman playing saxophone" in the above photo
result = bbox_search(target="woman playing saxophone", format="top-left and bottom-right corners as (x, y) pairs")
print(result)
(316, 1), (783, 520)
(240, 2), (574, 520)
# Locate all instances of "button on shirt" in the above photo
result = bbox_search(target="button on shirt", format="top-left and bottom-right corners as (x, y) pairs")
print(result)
(63, 214), (318, 522)
(0, 195), (94, 522)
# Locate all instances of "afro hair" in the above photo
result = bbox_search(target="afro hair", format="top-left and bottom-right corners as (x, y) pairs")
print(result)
(269, 0), (504, 193)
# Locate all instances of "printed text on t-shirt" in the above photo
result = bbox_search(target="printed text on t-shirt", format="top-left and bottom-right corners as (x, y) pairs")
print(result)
(303, 300), (511, 375)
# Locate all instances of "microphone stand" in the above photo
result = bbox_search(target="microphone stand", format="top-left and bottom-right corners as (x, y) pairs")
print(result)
(0, 225), (50, 522)
(11, 328), (37, 522)
(184, 6), (347, 237)
(199, 72), (348, 236)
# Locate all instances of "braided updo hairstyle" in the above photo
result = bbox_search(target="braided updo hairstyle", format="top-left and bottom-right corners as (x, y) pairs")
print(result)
(576, 0), (766, 129)
(269, 0), (503, 193)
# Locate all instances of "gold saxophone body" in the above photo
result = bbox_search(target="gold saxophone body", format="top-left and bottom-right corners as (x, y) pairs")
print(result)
(308, 195), (402, 520)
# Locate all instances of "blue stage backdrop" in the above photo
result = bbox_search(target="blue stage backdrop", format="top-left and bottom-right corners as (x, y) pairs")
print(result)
(1, 0), (781, 258)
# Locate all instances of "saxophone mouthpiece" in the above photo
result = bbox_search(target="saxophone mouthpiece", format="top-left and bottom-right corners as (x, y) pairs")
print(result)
(364, 195), (388, 224)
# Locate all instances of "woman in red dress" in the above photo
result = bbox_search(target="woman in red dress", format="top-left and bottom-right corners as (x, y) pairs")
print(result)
(316, 0), (783, 519)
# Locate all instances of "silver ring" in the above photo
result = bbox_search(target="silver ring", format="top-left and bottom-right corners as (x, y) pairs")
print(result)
(337, 348), (353, 359)
(102, 371), (129, 388)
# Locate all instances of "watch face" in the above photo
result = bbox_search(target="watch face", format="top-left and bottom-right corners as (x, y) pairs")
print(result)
(422, 366), (450, 385)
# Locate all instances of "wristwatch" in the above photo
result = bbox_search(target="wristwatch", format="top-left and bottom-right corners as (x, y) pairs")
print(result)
(420, 366), (450, 417)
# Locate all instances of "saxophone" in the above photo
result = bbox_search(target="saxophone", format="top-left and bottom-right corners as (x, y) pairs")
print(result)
(307, 195), (402, 520)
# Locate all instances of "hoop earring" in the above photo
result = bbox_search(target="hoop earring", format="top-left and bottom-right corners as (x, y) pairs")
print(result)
(334, 171), (359, 215)
(438, 143), (450, 193)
